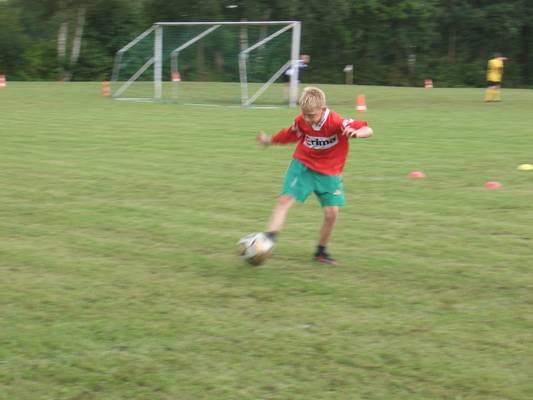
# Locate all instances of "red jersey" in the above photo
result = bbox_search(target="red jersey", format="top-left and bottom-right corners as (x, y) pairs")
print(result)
(271, 109), (368, 175)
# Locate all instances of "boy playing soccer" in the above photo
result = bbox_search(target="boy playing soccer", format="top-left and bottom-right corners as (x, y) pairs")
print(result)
(485, 52), (507, 102)
(256, 87), (373, 265)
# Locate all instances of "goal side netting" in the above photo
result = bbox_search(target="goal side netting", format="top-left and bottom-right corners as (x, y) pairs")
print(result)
(111, 21), (302, 107)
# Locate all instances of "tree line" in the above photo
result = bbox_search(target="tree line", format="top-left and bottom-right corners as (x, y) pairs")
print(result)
(1, 0), (531, 87)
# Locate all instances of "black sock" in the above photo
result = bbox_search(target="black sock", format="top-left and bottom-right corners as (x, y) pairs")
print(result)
(265, 231), (278, 241)
(316, 245), (326, 256)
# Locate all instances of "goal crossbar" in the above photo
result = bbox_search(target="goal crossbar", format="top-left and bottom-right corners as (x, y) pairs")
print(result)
(155, 21), (298, 26)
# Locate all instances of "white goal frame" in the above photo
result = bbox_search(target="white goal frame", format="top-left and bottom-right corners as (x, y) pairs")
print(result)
(112, 21), (302, 107)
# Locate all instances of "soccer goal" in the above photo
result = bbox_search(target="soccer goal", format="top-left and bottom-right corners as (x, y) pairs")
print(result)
(111, 21), (302, 107)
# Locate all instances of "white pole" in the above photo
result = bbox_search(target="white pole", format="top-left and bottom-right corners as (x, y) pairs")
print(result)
(239, 21), (249, 106)
(239, 53), (248, 106)
(244, 60), (291, 107)
(156, 21), (297, 26)
(241, 24), (294, 55)
(113, 57), (155, 98)
(289, 22), (301, 108)
(117, 26), (156, 54)
(154, 25), (163, 100)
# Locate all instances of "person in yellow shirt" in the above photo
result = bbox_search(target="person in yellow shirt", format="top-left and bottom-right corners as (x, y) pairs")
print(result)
(485, 52), (507, 102)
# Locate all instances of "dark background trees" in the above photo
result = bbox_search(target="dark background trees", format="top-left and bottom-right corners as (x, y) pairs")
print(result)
(0, 0), (531, 87)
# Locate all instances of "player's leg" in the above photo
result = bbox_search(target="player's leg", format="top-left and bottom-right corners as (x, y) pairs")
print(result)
(493, 82), (502, 101)
(485, 81), (495, 102)
(265, 159), (312, 240)
(318, 205), (339, 247)
(484, 86), (491, 102)
(313, 174), (345, 265)
(314, 205), (340, 265)
(267, 194), (295, 233)
(485, 81), (502, 102)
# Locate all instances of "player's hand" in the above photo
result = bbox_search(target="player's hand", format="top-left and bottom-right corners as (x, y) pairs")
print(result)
(256, 131), (272, 146)
(343, 126), (373, 139)
(342, 127), (359, 138)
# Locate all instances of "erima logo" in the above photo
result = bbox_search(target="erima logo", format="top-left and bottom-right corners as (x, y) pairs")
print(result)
(304, 134), (338, 149)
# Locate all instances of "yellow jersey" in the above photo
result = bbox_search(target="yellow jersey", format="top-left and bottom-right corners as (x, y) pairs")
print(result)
(487, 58), (504, 82)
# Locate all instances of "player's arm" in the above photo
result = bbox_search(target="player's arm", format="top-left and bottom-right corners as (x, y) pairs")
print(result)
(256, 125), (301, 146)
(342, 120), (373, 139)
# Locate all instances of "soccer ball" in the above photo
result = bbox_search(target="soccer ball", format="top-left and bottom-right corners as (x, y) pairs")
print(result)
(237, 232), (274, 266)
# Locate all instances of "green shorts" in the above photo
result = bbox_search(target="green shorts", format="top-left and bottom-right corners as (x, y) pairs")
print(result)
(281, 158), (345, 206)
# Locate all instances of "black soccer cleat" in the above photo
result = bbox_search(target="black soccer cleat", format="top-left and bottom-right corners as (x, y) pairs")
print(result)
(313, 253), (338, 266)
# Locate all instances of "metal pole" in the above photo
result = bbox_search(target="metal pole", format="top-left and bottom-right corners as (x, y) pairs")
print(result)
(289, 22), (301, 108)
(156, 21), (297, 26)
(154, 25), (163, 100)
(239, 53), (248, 106)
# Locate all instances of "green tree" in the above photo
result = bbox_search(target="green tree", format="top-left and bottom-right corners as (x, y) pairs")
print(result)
(1, 0), (532, 86)
(0, 4), (36, 79)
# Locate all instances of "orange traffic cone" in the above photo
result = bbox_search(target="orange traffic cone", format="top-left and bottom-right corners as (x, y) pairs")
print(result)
(171, 71), (181, 82)
(0, 75), (6, 89)
(424, 79), (433, 89)
(102, 81), (111, 97)
(356, 94), (367, 112)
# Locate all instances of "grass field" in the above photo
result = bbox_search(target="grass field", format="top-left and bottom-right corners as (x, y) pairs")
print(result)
(1, 82), (533, 400)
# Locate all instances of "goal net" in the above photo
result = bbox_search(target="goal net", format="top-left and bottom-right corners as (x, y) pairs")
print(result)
(111, 21), (302, 107)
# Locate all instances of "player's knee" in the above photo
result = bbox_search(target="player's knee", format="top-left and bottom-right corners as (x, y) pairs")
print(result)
(323, 206), (339, 222)
(277, 195), (295, 209)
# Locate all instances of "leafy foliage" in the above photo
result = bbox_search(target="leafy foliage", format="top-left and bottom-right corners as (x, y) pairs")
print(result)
(0, 0), (532, 87)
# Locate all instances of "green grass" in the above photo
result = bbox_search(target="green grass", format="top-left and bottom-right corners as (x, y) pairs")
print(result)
(1, 82), (533, 400)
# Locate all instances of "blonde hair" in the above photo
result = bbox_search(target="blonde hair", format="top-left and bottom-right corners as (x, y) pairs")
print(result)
(299, 86), (326, 110)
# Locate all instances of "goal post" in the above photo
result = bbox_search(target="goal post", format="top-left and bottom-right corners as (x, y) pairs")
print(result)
(111, 21), (302, 107)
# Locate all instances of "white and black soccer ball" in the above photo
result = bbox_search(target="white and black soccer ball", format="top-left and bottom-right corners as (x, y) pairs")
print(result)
(237, 232), (274, 266)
